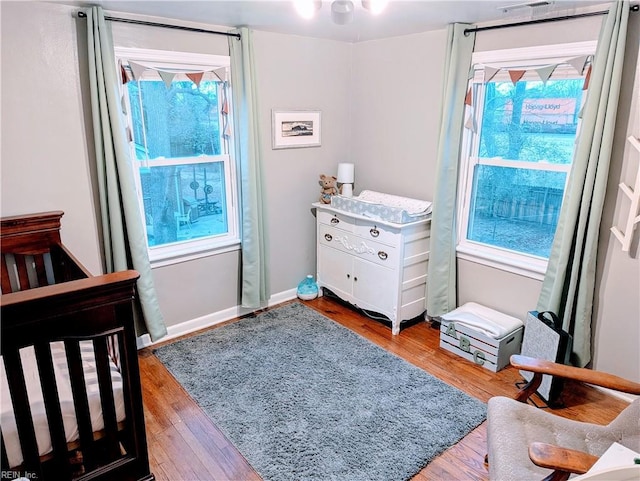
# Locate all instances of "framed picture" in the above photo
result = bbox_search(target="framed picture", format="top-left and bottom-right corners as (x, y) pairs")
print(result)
(272, 110), (321, 149)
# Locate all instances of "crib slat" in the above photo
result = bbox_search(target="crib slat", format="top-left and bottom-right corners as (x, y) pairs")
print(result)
(33, 342), (73, 478)
(1, 432), (9, 472)
(2, 350), (42, 476)
(33, 254), (49, 288)
(93, 338), (120, 460)
(14, 254), (31, 291)
(1, 254), (11, 293)
(64, 340), (97, 471)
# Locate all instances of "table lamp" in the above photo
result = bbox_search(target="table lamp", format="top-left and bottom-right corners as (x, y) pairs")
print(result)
(337, 163), (355, 197)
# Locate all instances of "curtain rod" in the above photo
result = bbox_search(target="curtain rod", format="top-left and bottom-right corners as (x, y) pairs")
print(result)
(464, 4), (639, 35)
(76, 11), (241, 39)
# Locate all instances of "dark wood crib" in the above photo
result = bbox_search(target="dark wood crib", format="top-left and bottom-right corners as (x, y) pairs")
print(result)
(1, 211), (154, 481)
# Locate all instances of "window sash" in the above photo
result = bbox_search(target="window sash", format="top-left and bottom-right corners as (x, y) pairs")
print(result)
(456, 45), (595, 277)
(116, 48), (239, 264)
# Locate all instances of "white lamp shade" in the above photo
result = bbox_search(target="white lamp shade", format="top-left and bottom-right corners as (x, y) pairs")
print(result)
(337, 163), (355, 184)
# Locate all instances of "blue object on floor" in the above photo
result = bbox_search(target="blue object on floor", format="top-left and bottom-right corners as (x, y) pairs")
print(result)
(297, 275), (318, 300)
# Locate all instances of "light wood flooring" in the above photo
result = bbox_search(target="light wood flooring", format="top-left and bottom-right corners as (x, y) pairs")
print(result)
(138, 297), (630, 481)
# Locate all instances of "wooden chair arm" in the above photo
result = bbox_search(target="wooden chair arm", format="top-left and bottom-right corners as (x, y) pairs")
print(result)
(529, 442), (599, 476)
(511, 355), (640, 395)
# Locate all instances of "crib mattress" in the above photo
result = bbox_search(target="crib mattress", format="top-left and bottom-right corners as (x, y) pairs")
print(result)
(331, 190), (432, 223)
(0, 341), (125, 468)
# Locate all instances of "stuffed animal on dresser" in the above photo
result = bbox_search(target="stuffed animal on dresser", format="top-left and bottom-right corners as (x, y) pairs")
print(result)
(319, 174), (338, 204)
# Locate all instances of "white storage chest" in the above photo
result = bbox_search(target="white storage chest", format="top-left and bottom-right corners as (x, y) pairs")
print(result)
(439, 303), (524, 372)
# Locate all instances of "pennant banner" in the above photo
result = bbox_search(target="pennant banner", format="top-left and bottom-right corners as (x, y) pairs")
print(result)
(568, 55), (589, 75)
(213, 68), (227, 82)
(583, 64), (592, 90)
(158, 70), (177, 89)
(464, 87), (472, 106)
(484, 66), (501, 84)
(186, 72), (204, 87)
(129, 61), (148, 82)
(508, 70), (526, 85)
(535, 64), (557, 84)
(464, 109), (477, 133)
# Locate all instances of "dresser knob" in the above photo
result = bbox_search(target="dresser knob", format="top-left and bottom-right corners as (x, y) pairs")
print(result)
(370, 227), (379, 237)
(330, 217), (340, 225)
(378, 251), (388, 260)
(324, 233), (333, 241)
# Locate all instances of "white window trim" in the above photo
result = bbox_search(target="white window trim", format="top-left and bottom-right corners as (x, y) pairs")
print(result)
(115, 47), (239, 267)
(456, 41), (597, 280)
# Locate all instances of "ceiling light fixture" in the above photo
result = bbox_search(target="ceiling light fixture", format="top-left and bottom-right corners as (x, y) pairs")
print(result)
(361, 0), (388, 15)
(294, 0), (322, 19)
(331, 0), (355, 24)
(293, 0), (389, 25)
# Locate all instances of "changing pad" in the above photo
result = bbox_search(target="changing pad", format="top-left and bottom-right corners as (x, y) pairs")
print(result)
(331, 190), (432, 224)
(441, 302), (524, 340)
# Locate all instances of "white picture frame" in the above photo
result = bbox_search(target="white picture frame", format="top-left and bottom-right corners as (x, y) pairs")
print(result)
(272, 110), (321, 149)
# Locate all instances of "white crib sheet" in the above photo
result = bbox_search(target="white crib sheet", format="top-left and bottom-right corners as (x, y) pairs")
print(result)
(0, 341), (125, 468)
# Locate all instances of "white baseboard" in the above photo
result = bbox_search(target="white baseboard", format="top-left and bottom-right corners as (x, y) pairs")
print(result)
(136, 288), (298, 349)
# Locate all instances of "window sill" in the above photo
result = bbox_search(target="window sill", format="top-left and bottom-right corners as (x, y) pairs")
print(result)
(150, 239), (241, 268)
(456, 243), (547, 281)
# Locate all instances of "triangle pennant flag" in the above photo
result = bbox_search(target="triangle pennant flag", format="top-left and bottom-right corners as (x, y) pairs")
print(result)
(464, 87), (472, 106)
(464, 110), (477, 132)
(213, 68), (227, 82)
(221, 98), (229, 115)
(186, 72), (204, 87)
(129, 61), (147, 81)
(568, 55), (589, 75)
(223, 121), (233, 138)
(508, 69), (526, 85)
(483, 66), (500, 83)
(120, 64), (129, 84)
(536, 64), (557, 84)
(583, 64), (592, 90)
(158, 70), (176, 89)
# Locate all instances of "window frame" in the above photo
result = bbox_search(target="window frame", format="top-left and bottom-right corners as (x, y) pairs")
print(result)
(456, 41), (597, 280)
(115, 47), (240, 267)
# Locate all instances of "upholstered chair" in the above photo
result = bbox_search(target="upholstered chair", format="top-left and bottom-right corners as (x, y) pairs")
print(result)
(486, 355), (640, 481)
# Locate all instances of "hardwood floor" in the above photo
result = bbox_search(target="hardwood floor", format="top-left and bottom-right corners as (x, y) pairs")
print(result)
(138, 297), (630, 481)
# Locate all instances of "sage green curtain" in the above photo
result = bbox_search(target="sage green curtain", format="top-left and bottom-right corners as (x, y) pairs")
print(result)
(537, 0), (629, 367)
(229, 28), (270, 308)
(426, 24), (476, 317)
(86, 6), (167, 341)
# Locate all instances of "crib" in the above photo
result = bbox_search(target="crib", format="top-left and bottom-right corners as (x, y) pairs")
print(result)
(1, 211), (154, 480)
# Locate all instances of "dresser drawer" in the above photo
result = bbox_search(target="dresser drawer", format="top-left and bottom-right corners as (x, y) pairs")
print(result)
(317, 209), (354, 232)
(354, 219), (400, 247)
(319, 224), (398, 268)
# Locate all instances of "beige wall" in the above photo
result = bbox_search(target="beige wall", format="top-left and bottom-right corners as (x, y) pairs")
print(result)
(1, 1), (638, 380)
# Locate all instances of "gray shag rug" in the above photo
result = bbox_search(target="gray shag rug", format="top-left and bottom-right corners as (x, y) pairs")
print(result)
(154, 302), (486, 481)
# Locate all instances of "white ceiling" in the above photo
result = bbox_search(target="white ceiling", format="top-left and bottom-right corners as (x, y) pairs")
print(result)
(68, 0), (612, 43)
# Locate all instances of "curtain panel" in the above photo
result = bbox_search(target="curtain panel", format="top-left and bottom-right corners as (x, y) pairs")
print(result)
(86, 6), (167, 342)
(229, 28), (271, 309)
(426, 23), (476, 317)
(537, 0), (630, 366)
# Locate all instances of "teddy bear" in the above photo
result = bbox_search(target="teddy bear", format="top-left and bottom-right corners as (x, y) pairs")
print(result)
(318, 174), (338, 204)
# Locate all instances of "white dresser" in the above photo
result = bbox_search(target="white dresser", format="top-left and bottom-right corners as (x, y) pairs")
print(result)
(313, 202), (431, 334)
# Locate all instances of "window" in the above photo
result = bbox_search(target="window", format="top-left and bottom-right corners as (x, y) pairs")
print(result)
(457, 43), (596, 278)
(115, 48), (238, 264)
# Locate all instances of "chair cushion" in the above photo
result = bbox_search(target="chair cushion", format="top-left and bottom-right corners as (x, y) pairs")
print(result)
(486, 396), (639, 481)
